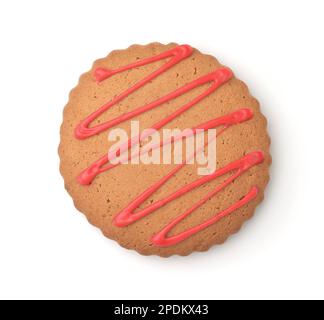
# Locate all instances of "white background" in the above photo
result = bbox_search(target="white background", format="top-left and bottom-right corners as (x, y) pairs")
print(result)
(0, 0), (323, 300)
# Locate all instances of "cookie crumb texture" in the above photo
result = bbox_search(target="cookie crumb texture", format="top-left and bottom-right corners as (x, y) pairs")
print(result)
(59, 43), (270, 257)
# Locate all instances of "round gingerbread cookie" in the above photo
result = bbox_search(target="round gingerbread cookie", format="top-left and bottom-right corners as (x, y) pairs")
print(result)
(59, 43), (270, 257)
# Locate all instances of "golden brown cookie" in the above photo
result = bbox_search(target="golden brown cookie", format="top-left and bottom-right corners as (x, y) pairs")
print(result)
(59, 43), (270, 257)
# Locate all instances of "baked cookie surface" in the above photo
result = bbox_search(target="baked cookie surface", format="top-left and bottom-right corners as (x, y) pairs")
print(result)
(59, 43), (270, 257)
